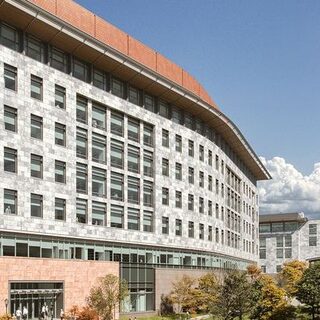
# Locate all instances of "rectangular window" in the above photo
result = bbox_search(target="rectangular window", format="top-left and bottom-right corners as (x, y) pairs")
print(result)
(309, 224), (317, 235)
(285, 248), (292, 258)
(162, 158), (169, 176)
(143, 124), (153, 146)
(208, 175), (212, 191)
(76, 127), (87, 159)
(285, 235), (292, 247)
(143, 211), (153, 232)
(216, 179), (219, 195)
(76, 163), (87, 193)
(185, 113), (193, 129)
(199, 145), (204, 161)
(162, 129), (169, 147)
(92, 103), (106, 129)
(162, 188), (169, 205)
(55, 198), (66, 220)
(276, 248), (283, 259)
(111, 111), (124, 136)
(199, 171), (204, 188)
(176, 219), (182, 236)
(144, 94), (155, 112)
(128, 118), (140, 142)
(172, 107), (182, 124)
(92, 133), (106, 164)
(188, 167), (194, 184)
(30, 75), (42, 100)
(216, 228), (219, 243)
(30, 114), (43, 139)
(159, 101), (170, 118)
(4, 147), (17, 173)
(309, 236), (317, 247)
(175, 191), (182, 208)
(111, 78), (124, 98)
(272, 222), (284, 233)
(188, 140), (194, 157)
(76, 198), (87, 223)
(4, 105), (17, 132)
(199, 223), (204, 240)
(162, 217), (169, 234)
(31, 193), (43, 218)
(208, 150), (212, 166)
(55, 123), (66, 146)
(93, 68), (106, 90)
(216, 155), (219, 171)
(208, 226), (213, 241)
(73, 58), (88, 82)
(128, 86), (140, 105)
(92, 167), (106, 197)
(0, 23), (19, 50)
(188, 194), (194, 211)
(111, 140), (124, 169)
(199, 197), (204, 214)
(128, 146), (140, 173)
(92, 201), (106, 226)
(208, 200), (212, 216)
(143, 151), (153, 177)
(128, 177), (140, 204)
(128, 208), (140, 230)
(260, 249), (267, 259)
(216, 203), (219, 219)
(188, 221), (194, 238)
(4, 189), (17, 215)
(26, 35), (44, 62)
(4, 64), (17, 91)
(31, 154), (43, 178)
(175, 135), (182, 152)
(50, 47), (68, 72)
(175, 163), (182, 180)
(55, 85), (66, 109)
(76, 96), (88, 124)
(55, 160), (66, 183)
(143, 181), (153, 207)
(111, 172), (124, 201)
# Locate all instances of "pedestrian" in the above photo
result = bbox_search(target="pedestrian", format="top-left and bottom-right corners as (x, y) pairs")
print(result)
(45, 304), (49, 320)
(16, 308), (22, 320)
(60, 309), (64, 320)
(23, 306), (28, 320)
(41, 305), (46, 320)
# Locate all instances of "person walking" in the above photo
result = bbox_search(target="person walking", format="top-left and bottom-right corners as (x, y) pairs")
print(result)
(16, 308), (22, 320)
(22, 306), (28, 320)
(60, 309), (64, 320)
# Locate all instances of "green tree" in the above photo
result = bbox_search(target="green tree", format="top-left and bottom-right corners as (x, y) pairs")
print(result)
(296, 262), (320, 320)
(87, 274), (128, 320)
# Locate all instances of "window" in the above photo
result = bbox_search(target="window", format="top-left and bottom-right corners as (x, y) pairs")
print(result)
(208, 175), (212, 191)
(159, 101), (169, 118)
(31, 194), (43, 218)
(199, 145), (204, 161)
(309, 224), (317, 247)
(162, 129), (169, 147)
(144, 94), (155, 112)
(128, 86), (140, 105)
(50, 47), (68, 72)
(188, 167), (194, 184)
(162, 188), (169, 205)
(53, 85), (66, 109)
(4, 106), (17, 132)
(285, 248), (292, 258)
(175, 163), (182, 180)
(92, 133), (106, 164)
(272, 222), (284, 233)
(128, 146), (140, 173)
(215, 228), (219, 243)
(4, 189), (17, 215)
(143, 151), (153, 177)
(188, 140), (194, 157)
(111, 111), (124, 136)
(4, 64), (17, 91)
(175, 135), (182, 152)
(176, 219), (182, 236)
(276, 248), (283, 259)
(199, 197), (204, 213)
(208, 200), (212, 216)
(285, 235), (292, 247)
(92, 201), (106, 226)
(143, 211), (153, 232)
(162, 158), (169, 176)
(30, 75), (42, 100)
(215, 204), (219, 219)
(111, 140), (124, 169)
(76, 163), (87, 193)
(260, 249), (267, 259)
(216, 179), (219, 195)
(199, 171), (204, 187)
(31, 154), (42, 178)
(309, 236), (317, 247)
(55, 160), (66, 183)
(259, 224), (271, 233)
(76, 198), (87, 223)
(309, 224), (317, 235)
(276, 265), (282, 273)
(188, 194), (194, 211)
(76, 96), (87, 124)
(93, 68), (106, 90)
(125, 117), (140, 142)
(208, 150), (212, 166)
(30, 114), (43, 139)
(111, 78), (124, 98)
(175, 191), (182, 208)
(4, 147), (17, 173)
(111, 172), (124, 201)
(26, 35), (44, 62)
(143, 124), (153, 146)
(208, 226), (213, 241)
(188, 221), (194, 238)
(172, 107), (182, 124)
(92, 103), (106, 129)
(128, 208), (140, 230)
(0, 23), (19, 50)
(162, 217), (169, 234)
(76, 127), (87, 159)
(92, 167), (106, 197)
(143, 181), (153, 207)
(128, 177), (140, 204)
(73, 58), (88, 82)
(55, 123), (66, 146)
(55, 198), (66, 220)
(199, 224), (204, 240)
(185, 113), (193, 129)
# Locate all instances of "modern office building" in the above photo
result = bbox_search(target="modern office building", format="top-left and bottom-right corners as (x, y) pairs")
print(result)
(259, 212), (320, 274)
(0, 0), (270, 316)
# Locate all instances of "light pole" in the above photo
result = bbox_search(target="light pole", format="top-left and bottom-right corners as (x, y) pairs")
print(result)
(4, 298), (8, 315)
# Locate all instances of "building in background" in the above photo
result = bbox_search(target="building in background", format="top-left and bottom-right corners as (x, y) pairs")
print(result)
(259, 213), (320, 274)
(0, 0), (270, 316)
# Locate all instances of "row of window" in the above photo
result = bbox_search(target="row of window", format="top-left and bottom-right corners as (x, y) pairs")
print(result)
(0, 20), (256, 183)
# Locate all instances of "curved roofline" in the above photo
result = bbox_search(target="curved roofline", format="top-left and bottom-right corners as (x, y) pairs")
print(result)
(3, 0), (271, 180)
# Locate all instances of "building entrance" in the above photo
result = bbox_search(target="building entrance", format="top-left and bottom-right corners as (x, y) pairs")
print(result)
(10, 282), (64, 320)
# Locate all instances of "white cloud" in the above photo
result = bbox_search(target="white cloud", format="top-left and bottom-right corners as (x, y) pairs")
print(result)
(258, 157), (320, 219)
